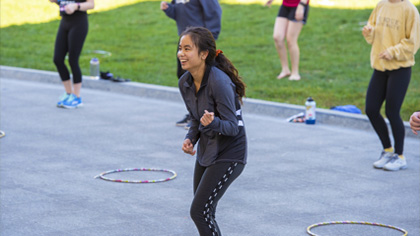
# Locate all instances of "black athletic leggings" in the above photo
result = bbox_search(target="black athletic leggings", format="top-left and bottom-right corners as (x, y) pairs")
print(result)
(365, 67), (411, 155)
(191, 161), (245, 236)
(53, 14), (88, 84)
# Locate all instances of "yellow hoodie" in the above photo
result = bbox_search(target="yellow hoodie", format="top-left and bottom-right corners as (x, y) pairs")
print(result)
(363, 0), (420, 71)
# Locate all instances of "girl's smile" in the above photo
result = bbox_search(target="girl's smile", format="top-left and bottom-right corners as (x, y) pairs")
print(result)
(178, 35), (207, 74)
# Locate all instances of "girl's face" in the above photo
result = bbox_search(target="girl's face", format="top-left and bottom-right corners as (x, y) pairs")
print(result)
(178, 35), (207, 73)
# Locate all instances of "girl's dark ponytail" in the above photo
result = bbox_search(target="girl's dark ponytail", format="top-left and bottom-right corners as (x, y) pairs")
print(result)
(214, 53), (246, 103)
(180, 27), (246, 103)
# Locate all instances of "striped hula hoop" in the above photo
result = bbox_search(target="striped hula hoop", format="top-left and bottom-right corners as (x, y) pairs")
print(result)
(307, 221), (408, 236)
(94, 168), (177, 183)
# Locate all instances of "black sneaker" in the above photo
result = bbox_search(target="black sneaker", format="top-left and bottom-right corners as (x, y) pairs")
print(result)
(100, 71), (113, 80)
(176, 114), (190, 127)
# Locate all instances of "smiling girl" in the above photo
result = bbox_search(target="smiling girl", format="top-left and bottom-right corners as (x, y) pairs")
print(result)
(177, 27), (247, 236)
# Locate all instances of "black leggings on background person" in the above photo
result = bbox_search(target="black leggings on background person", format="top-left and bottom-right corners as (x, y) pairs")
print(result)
(365, 67), (411, 155)
(191, 161), (245, 236)
(53, 14), (88, 84)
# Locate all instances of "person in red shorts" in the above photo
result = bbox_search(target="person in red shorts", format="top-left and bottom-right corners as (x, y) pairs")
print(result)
(265, 0), (310, 81)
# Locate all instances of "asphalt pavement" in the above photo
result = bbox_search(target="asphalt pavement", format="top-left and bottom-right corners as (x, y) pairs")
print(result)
(1, 66), (419, 236)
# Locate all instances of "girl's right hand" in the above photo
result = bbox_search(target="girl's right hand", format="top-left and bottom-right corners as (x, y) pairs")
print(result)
(64, 3), (78, 15)
(160, 1), (168, 10)
(362, 25), (372, 37)
(182, 139), (196, 156)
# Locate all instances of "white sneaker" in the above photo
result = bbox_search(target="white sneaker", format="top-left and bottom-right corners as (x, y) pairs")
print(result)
(383, 155), (407, 171)
(373, 151), (394, 169)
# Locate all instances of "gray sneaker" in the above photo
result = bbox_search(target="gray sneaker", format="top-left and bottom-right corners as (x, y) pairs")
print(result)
(373, 151), (394, 169)
(383, 154), (407, 171)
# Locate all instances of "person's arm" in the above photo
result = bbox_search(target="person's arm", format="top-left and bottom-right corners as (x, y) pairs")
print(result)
(386, 7), (420, 61)
(79, 0), (95, 11)
(409, 111), (420, 135)
(64, 0), (94, 15)
(161, 1), (176, 20)
(204, 77), (239, 137)
(178, 77), (200, 145)
(265, 0), (274, 7)
(362, 6), (377, 45)
(185, 114), (201, 145)
(295, 0), (308, 21)
(199, 0), (222, 40)
(50, 0), (60, 6)
(182, 138), (196, 156)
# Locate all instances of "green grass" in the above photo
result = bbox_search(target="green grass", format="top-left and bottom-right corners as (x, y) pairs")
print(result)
(1, 1), (419, 120)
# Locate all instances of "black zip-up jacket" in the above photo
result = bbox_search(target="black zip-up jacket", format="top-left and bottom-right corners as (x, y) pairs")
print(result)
(179, 66), (247, 167)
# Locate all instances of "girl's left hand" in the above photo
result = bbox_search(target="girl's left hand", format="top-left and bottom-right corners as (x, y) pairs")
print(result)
(182, 139), (196, 156)
(200, 110), (214, 126)
(295, 5), (304, 21)
(379, 50), (392, 60)
(64, 3), (78, 15)
(160, 1), (169, 10)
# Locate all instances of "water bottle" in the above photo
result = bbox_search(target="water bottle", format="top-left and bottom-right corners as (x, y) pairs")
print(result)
(89, 57), (100, 80)
(305, 97), (316, 125)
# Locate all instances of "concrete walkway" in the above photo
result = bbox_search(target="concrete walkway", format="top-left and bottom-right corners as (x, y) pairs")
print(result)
(0, 67), (419, 236)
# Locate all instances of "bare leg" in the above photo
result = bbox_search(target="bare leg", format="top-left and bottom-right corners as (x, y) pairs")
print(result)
(273, 17), (290, 79)
(286, 21), (303, 80)
(62, 80), (81, 97)
(62, 80), (73, 94)
(73, 82), (82, 97)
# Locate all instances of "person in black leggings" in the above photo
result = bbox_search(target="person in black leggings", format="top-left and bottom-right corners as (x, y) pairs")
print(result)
(50, 0), (94, 108)
(366, 68), (411, 158)
(362, 0), (420, 171)
(178, 27), (247, 235)
(191, 162), (245, 235)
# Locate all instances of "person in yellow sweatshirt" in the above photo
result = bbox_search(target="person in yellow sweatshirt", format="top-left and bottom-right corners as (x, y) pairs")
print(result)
(362, 0), (420, 171)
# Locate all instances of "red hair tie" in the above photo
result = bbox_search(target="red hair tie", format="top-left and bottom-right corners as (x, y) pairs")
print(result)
(216, 49), (223, 57)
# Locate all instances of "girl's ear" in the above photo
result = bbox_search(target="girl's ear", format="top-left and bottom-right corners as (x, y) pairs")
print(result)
(201, 50), (209, 60)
